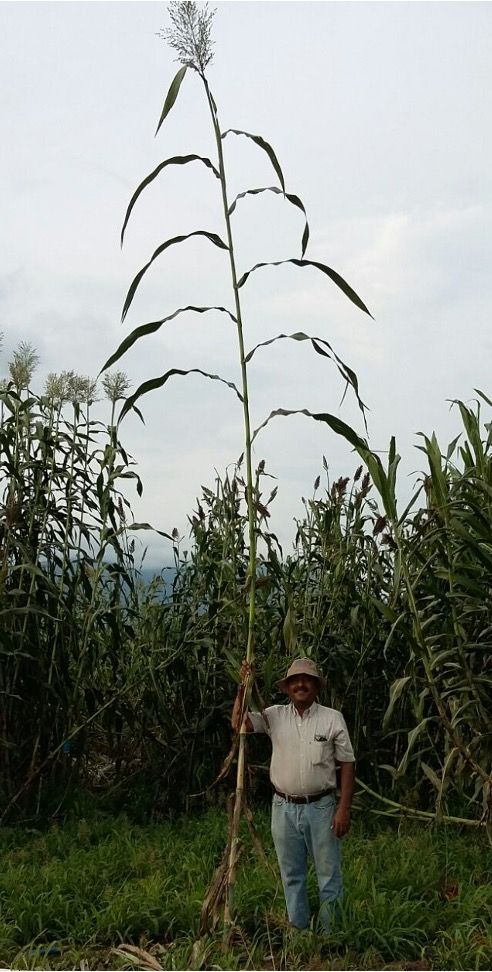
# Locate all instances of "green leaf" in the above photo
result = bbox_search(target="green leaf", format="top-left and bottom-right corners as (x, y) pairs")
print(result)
(446, 433), (461, 460)
(251, 405), (399, 518)
(118, 368), (243, 423)
(128, 523), (175, 541)
(387, 437), (401, 506)
(132, 404), (145, 425)
(155, 65), (187, 136)
(121, 231), (229, 322)
(100, 306), (237, 374)
(440, 746), (460, 788)
(378, 764), (398, 780)
(419, 432), (448, 511)
(383, 676), (411, 729)
(236, 258), (372, 318)
(475, 387), (492, 409)
(121, 156), (220, 245)
(454, 399), (484, 468)
(228, 186), (309, 257)
(221, 129), (285, 192)
(420, 761), (442, 792)
(283, 605), (297, 654)
(244, 331), (366, 419)
(396, 718), (432, 778)
(371, 598), (398, 623)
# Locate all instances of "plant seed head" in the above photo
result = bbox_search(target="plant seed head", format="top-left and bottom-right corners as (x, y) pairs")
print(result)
(9, 341), (40, 391)
(159, 1), (216, 75)
(373, 515), (387, 536)
(102, 370), (131, 404)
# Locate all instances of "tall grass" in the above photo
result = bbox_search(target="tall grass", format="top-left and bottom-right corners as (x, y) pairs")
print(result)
(0, 353), (144, 820)
(327, 396), (492, 830)
(2, 349), (492, 839)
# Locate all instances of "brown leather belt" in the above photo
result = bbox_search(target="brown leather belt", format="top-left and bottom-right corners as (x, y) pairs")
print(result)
(273, 787), (335, 805)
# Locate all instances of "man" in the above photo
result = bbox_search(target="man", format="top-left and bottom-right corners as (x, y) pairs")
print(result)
(231, 657), (355, 933)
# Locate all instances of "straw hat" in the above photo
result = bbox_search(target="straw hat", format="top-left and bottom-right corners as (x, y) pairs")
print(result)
(277, 657), (326, 693)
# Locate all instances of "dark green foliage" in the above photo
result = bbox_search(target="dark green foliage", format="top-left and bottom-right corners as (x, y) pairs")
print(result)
(2, 383), (492, 827)
(0, 377), (141, 818)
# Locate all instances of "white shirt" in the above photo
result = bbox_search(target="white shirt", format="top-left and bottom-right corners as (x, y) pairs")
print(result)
(249, 701), (355, 796)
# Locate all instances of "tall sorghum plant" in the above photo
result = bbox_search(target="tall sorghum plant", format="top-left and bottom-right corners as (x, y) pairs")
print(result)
(0, 360), (144, 820)
(104, 1), (371, 926)
(329, 397), (492, 836)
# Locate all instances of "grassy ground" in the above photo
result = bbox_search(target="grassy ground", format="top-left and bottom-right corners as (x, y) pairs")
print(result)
(0, 805), (491, 971)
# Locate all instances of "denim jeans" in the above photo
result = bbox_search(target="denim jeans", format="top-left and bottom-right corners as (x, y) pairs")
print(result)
(271, 792), (342, 931)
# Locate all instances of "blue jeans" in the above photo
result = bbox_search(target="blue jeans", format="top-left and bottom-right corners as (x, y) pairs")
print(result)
(271, 792), (342, 931)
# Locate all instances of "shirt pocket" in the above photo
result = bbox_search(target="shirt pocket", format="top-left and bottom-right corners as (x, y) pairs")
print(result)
(311, 737), (331, 765)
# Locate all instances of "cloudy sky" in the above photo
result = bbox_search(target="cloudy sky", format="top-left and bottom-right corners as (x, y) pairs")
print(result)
(2, 1), (491, 565)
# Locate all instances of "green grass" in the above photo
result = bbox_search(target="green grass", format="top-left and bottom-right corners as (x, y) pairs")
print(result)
(0, 808), (490, 970)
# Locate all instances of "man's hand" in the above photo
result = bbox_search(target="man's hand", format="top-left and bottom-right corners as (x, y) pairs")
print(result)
(331, 806), (351, 838)
(239, 659), (252, 685)
(231, 660), (254, 733)
(332, 761), (354, 837)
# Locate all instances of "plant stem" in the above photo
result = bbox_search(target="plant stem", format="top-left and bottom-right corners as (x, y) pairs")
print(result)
(357, 778), (486, 827)
(201, 73), (257, 929)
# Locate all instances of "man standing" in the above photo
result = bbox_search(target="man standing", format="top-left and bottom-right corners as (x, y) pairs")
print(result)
(232, 657), (355, 933)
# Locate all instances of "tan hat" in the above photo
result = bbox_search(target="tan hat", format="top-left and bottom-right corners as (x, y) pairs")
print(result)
(277, 657), (326, 693)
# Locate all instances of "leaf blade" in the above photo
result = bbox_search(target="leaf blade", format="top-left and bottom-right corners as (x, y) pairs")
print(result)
(118, 367), (243, 423)
(121, 156), (220, 245)
(100, 306), (237, 374)
(244, 331), (367, 419)
(250, 407), (393, 511)
(228, 186), (309, 258)
(222, 129), (285, 193)
(155, 65), (187, 136)
(121, 232), (229, 322)
(237, 258), (372, 317)
(383, 676), (412, 729)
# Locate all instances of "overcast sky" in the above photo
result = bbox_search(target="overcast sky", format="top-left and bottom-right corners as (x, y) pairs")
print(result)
(2, 1), (492, 566)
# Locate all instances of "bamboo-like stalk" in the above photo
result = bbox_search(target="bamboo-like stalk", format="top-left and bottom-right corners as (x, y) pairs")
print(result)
(151, 5), (260, 926)
(357, 778), (486, 828)
(200, 72), (257, 930)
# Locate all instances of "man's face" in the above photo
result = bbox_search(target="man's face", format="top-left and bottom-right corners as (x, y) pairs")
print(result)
(285, 673), (319, 709)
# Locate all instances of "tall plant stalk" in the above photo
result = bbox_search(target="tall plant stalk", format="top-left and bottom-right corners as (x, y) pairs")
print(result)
(200, 66), (258, 933)
(104, 0), (370, 927)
